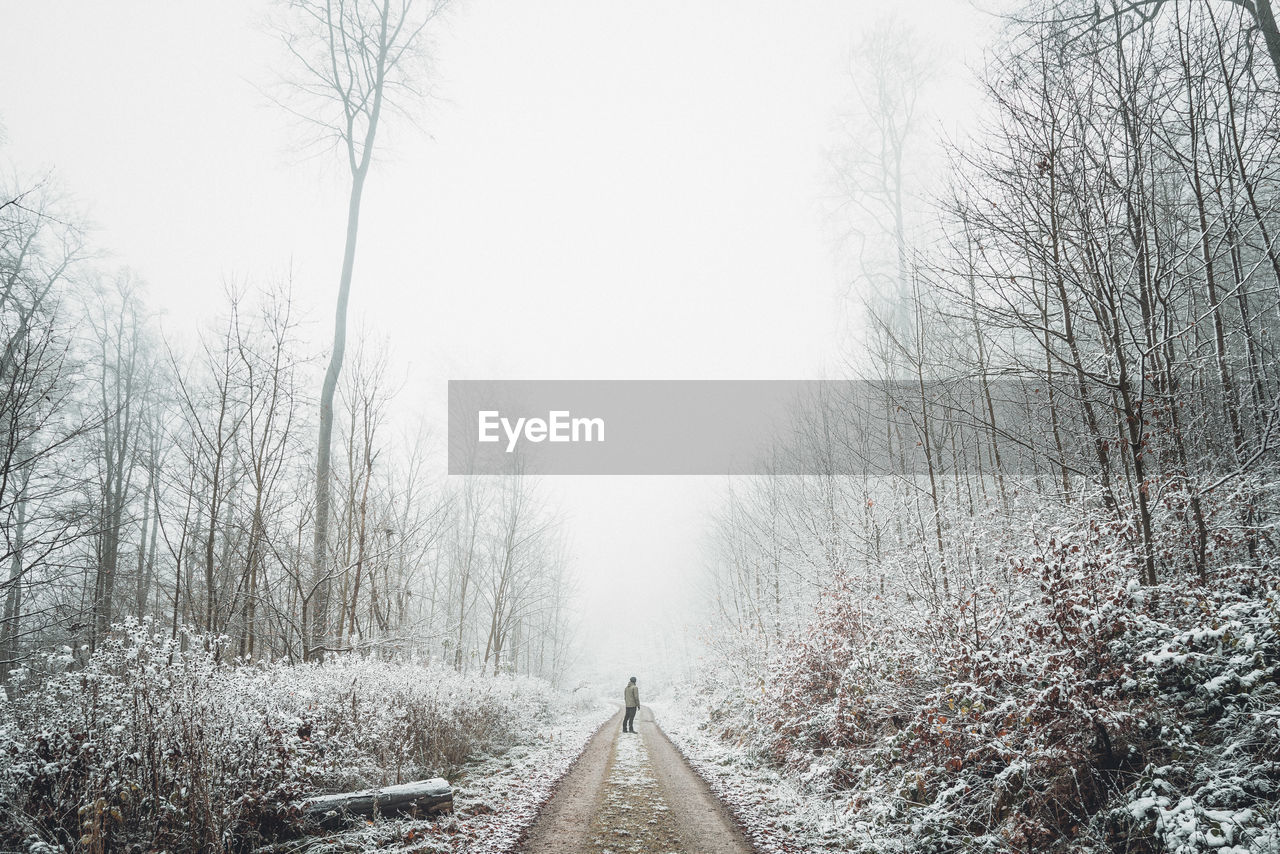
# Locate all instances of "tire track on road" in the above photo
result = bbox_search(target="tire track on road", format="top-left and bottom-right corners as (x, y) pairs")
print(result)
(519, 707), (753, 854)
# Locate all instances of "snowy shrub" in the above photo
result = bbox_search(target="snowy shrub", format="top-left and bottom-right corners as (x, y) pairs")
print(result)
(1107, 583), (1280, 853)
(891, 521), (1148, 848)
(0, 618), (554, 852)
(757, 570), (924, 782)
(691, 512), (1280, 853)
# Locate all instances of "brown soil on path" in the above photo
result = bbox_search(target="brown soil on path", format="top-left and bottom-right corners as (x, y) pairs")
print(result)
(518, 707), (754, 854)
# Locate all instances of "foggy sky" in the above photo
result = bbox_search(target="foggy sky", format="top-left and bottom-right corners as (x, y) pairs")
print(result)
(0, 0), (990, 685)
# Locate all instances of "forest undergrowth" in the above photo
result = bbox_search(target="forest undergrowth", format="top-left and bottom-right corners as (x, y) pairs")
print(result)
(678, 487), (1280, 853)
(0, 625), (586, 853)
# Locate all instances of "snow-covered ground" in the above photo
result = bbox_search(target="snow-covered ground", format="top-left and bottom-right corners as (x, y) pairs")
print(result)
(0, 623), (616, 853)
(654, 568), (1280, 854)
(653, 699), (863, 854)
(295, 695), (615, 853)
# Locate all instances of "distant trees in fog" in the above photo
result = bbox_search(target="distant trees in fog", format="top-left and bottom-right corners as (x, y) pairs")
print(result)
(0, 193), (574, 693)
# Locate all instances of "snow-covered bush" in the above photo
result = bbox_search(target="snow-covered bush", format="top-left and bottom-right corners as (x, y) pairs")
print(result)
(0, 619), (553, 852)
(690, 512), (1280, 853)
(758, 570), (924, 779)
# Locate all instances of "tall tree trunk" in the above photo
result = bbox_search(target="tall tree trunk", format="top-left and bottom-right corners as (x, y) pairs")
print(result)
(912, 277), (948, 602)
(1, 482), (28, 698)
(1048, 159), (1117, 511)
(1252, 0), (1280, 81)
(311, 171), (368, 662)
(1182, 48), (1244, 455)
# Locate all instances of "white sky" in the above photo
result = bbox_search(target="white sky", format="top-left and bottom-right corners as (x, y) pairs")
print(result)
(0, 0), (991, 685)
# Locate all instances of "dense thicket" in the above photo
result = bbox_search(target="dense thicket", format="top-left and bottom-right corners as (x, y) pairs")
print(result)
(0, 621), (553, 851)
(699, 2), (1280, 850)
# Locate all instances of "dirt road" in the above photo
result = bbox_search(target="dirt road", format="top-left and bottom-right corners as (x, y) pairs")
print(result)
(518, 706), (754, 854)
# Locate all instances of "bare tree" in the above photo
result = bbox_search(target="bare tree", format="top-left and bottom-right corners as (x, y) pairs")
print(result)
(1037, 0), (1280, 81)
(831, 14), (934, 316)
(228, 284), (305, 659)
(84, 273), (155, 653)
(0, 181), (88, 688)
(274, 0), (448, 660)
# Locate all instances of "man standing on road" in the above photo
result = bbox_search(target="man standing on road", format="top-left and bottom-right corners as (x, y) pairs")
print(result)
(623, 676), (639, 733)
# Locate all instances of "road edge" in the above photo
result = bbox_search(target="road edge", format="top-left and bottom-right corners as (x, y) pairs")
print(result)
(509, 708), (622, 853)
(645, 708), (766, 854)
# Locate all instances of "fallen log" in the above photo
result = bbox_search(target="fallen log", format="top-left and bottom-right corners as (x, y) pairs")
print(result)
(300, 778), (453, 830)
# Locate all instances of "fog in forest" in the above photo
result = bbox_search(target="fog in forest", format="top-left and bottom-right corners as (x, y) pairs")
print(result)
(3, 1), (1279, 851)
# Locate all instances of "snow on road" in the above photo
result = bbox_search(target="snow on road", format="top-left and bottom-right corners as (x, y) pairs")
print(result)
(583, 729), (684, 853)
(520, 707), (754, 854)
(275, 702), (753, 854)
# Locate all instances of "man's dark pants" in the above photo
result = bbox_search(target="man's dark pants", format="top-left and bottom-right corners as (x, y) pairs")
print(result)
(623, 705), (637, 732)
